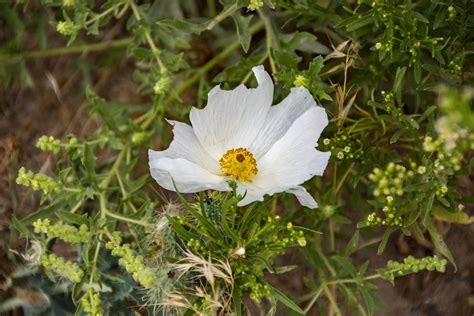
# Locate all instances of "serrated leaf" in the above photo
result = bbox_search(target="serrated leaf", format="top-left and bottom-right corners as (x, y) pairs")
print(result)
(19, 202), (60, 225)
(231, 13), (253, 53)
(82, 144), (96, 179)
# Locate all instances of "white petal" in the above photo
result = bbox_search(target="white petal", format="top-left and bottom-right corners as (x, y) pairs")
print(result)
(253, 106), (331, 189)
(189, 65), (274, 160)
(149, 120), (220, 174)
(249, 87), (317, 158)
(287, 186), (318, 209)
(236, 185), (266, 206)
(149, 158), (229, 193)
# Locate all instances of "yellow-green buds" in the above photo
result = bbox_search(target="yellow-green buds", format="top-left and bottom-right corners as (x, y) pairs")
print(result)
(33, 219), (91, 244)
(293, 75), (308, 88)
(56, 21), (76, 36)
(37, 135), (61, 153)
(81, 288), (103, 316)
(153, 76), (171, 95)
(384, 256), (448, 282)
(41, 253), (84, 283)
(105, 234), (156, 288)
(16, 167), (61, 195)
(247, 0), (264, 11)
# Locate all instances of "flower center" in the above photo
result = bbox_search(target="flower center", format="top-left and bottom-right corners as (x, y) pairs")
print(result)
(219, 147), (258, 183)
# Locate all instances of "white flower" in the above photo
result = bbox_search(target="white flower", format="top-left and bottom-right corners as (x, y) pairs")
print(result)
(149, 66), (330, 208)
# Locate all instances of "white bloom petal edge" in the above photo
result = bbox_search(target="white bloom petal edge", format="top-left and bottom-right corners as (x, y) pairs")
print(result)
(149, 157), (229, 193)
(287, 186), (318, 209)
(249, 86), (317, 159)
(149, 120), (220, 174)
(189, 66), (274, 160)
(148, 65), (331, 209)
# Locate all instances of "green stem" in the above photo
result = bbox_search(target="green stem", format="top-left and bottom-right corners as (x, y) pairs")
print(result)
(104, 209), (148, 226)
(85, 5), (116, 26)
(2, 38), (132, 64)
(130, 1), (167, 73)
(206, 3), (238, 31)
(303, 286), (324, 314)
(258, 10), (277, 74)
(171, 21), (264, 100)
(323, 284), (342, 316)
(99, 147), (127, 189)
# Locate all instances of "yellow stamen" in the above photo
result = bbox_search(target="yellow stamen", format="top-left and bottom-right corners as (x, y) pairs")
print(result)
(219, 147), (258, 183)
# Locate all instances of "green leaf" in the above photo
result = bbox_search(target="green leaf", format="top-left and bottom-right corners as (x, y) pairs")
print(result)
(425, 216), (456, 270)
(411, 11), (429, 24)
(12, 216), (33, 238)
(274, 265), (298, 274)
(359, 287), (375, 316)
(57, 211), (88, 226)
(166, 216), (195, 241)
(433, 206), (474, 224)
(273, 49), (301, 68)
(19, 202), (60, 225)
(82, 144), (96, 179)
(436, 196), (450, 207)
(157, 18), (207, 34)
(231, 13), (253, 53)
(413, 62), (421, 84)
(390, 128), (406, 144)
(377, 227), (395, 255)
(344, 230), (359, 256)
(270, 286), (305, 315)
(418, 106), (437, 123)
(233, 285), (242, 316)
(406, 117), (419, 129)
(422, 194), (435, 224)
(393, 66), (406, 105)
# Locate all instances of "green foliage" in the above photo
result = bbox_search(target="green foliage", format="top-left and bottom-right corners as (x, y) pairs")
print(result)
(3, 0), (473, 315)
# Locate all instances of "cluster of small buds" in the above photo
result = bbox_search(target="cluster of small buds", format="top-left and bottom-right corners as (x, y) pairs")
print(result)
(41, 253), (84, 283)
(131, 131), (148, 145)
(62, 0), (75, 6)
(447, 5), (456, 19)
(153, 76), (171, 95)
(16, 167), (61, 195)
(286, 222), (307, 247)
(246, 276), (271, 302)
(369, 163), (408, 197)
(105, 233), (156, 288)
(381, 90), (394, 104)
(56, 21), (76, 36)
(80, 288), (103, 316)
(365, 201), (403, 227)
(293, 75), (309, 88)
(247, 0), (264, 11)
(37, 136), (61, 153)
(423, 136), (441, 152)
(321, 133), (364, 161)
(448, 59), (462, 76)
(383, 255), (447, 281)
(187, 238), (206, 253)
(423, 134), (468, 174)
(33, 219), (91, 244)
(435, 184), (449, 197)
